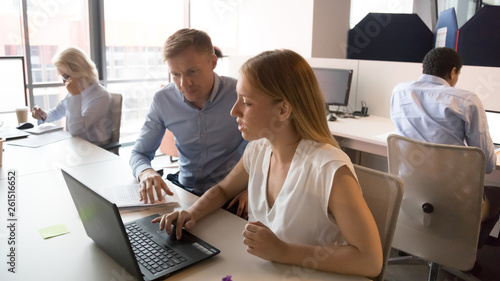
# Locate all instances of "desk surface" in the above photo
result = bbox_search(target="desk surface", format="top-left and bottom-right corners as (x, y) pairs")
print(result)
(0, 152), (367, 281)
(328, 115), (395, 157)
(0, 133), (118, 179)
(328, 115), (500, 169)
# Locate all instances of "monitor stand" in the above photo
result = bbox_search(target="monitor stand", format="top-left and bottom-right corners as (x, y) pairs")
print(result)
(329, 105), (354, 118)
(336, 112), (355, 118)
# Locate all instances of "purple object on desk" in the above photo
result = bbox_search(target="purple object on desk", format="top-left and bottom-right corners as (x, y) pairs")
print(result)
(222, 275), (232, 281)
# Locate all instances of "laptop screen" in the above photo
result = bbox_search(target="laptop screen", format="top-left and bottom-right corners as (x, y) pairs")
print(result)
(61, 169), (220, 281)
(485, 110), (500, 145)
(61, 169), (143, 280)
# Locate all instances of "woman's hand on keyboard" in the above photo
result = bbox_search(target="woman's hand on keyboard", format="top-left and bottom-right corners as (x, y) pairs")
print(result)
(152, 210), (195, 240)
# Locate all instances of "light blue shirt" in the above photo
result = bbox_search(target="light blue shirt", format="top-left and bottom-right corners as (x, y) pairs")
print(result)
(40, 83), (112, 145)
(391, 74), (496, 173)
(130, 73), (247, 194)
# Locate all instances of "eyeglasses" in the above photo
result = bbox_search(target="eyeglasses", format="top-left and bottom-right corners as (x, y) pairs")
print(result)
(59, 74), (70, 83)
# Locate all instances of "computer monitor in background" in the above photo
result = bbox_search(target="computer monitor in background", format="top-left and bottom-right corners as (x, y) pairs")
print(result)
(312, 67), (353, 111)
(0, 56), (27, 113)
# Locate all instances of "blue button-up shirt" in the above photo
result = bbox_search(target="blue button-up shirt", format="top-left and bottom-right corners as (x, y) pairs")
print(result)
(130, 73), (247, 194)
(391, 74), (496, 173)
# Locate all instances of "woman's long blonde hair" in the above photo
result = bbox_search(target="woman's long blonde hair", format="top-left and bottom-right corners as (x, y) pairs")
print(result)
(240, 49), (340, 148)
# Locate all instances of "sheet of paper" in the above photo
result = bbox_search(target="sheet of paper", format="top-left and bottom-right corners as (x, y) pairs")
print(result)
(93, 183), (180, 208)
(39, 224), (70, 239)
(435, 27), (447, 48)
(7, 130), (71, 147)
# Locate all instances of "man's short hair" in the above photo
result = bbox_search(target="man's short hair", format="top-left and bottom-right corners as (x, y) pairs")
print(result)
(422, 47), (463, 79)
(162, 28), (214, 61)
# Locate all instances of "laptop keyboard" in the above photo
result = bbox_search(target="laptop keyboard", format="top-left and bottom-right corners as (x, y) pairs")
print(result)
(126, 223), (188, 275)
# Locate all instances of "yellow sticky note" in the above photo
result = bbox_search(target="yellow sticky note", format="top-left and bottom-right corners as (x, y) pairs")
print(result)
(39, 224), (70, 239)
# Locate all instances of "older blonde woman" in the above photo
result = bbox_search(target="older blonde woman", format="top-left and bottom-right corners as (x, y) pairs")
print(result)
(32, 47), (111, 145)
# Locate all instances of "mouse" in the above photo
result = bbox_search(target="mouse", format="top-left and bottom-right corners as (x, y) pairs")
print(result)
(16, 122), (34, 130)
(327, 114), (337, 122)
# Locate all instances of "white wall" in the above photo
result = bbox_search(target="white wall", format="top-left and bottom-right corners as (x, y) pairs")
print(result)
(352, 60), (500, 117)
(355, 61), (500, 117)
(356, 60), (421, 117)
(456, 65), (500, 112)
(350, 0), (414, 28)
(413, 0), (436, 30)
(191, 0), (314, 58)
(227, 56), (500, 117)
(312, 0), (351, 58)
(237, 0), (314, 57)
(226, 55), (251, 79)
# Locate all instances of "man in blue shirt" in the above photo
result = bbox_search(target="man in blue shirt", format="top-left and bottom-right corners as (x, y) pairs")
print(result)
(130, 29), (247, 212)
(391, 47), (496, 173)
(391, 47), (498, 246)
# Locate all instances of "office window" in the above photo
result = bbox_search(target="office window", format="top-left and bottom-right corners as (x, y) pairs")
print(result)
(190, 0), (239, 56)
(32, 86), (67, 126)
(30, 45), (58, 83)
(26, 0), (91, 127)
(103, 0), (185, 143)
(26, 0), (90, 83)
(0, 0), (90, 127)
(0, 0), (23, 56)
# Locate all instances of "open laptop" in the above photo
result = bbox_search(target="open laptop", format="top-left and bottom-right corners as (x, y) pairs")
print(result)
(61, 169), (220, 281)
(485, 110), (500, 153)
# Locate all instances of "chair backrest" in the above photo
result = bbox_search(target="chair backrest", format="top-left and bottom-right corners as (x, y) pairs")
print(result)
(110, 93), (122, 143)
(160, 128), (178, 157)
(387, 134), (485, 271)
(354, 164), (404, 281)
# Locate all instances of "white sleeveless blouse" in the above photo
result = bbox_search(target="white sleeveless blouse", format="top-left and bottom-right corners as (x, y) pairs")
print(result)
(243, 138), (358, 246)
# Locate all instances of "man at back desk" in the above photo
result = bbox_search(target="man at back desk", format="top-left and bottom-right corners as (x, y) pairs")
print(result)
(130, 29), (247, 214)
(391, 47), (498, 243)
(391, 47), (496, 172)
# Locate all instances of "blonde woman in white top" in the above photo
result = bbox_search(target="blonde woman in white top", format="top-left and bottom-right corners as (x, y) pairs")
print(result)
(153, 49), (382, 277)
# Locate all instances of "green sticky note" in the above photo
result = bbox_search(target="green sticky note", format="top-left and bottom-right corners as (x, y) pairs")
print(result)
(39, 224), (70, 239)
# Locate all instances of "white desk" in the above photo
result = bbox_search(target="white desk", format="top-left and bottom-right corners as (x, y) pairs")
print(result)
(0, 143), (368, 281)
(329, 115), (500, 236)
(0, 133), (119, 179)
(328, 115), (395, 157)
(329, 115), (500, 169)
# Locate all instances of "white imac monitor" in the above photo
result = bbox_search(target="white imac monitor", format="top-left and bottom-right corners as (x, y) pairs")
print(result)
(312, 67), (353, 109)
(0, 56), (27, 113)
